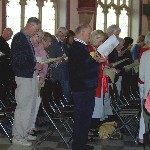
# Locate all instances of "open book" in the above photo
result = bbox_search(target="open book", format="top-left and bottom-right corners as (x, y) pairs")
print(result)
(97, 34), (119, 57)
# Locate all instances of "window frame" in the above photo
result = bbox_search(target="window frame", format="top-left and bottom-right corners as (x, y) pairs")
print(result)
(96, 0), (132, 37)
(2, 0), (56, 35)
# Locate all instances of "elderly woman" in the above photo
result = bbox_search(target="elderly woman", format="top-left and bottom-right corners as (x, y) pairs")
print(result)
(30, 30), (53, 134)
(106, 24), (121, 38)
(88, 30), (111, 124)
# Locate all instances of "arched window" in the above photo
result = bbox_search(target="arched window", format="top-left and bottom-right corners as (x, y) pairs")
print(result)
(6, 0), (56, 45)
(42, 0), (55, 35)
(96, 0), (131, 37)
(6, 0), (21, 37)
(24, 0), (39, 25)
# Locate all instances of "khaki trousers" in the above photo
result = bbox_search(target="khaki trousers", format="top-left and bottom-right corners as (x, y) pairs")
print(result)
(12, 72), (38, 139)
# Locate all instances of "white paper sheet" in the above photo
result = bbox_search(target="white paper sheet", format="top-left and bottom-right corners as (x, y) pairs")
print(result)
(97, 34), (119, 57)
(0, 51), (5, 57)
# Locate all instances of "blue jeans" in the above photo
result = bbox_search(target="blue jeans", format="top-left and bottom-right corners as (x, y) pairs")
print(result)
(72, 89), (95, 150)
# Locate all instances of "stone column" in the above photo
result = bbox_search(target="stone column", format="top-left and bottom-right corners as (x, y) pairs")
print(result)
(77, 0), (96, 29)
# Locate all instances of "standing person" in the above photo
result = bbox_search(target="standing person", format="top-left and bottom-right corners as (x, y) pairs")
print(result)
(30, 31), (53, 134)
(88, 30), (109, 124)
(131, 35), (145, 61)
(46, 27), (71, 102)
(121, 37), (133, 99)
(108, 38), (125, 96)
(68, 24), (100, 150)
(130, 35), (145, 96)
(139, 50), (150, 150)
(0, 28), (14, 85)
(138, 32), (150, 144)
(63, 29), (75, 50)
(11, 17), (41, 146)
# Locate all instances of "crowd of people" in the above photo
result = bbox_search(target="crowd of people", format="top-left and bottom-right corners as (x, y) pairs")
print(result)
(0, 16), (150, 150)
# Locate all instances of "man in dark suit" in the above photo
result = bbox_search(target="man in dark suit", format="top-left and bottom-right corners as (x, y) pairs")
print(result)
(47, 27), (71, 102)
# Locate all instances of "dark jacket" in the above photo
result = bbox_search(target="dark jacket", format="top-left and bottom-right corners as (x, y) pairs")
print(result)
(68, 40), (99, 92)
(108, 48), (133, 82)
(46, 36), (68, 81)
(10, 31), (36, 78)
(0, 36), (14, 83)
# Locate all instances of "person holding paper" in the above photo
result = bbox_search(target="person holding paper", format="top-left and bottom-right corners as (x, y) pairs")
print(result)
(46, 27), (72, 103)
(68, 24), (100, 150)
(97, 25), (120, 58)
(108, 38), (128, 97)
(88, 30), (112, 125)
(30, 30), (53, 134)
(11, 17), (41, 146)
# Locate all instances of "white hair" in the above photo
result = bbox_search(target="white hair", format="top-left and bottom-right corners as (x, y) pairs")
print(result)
(106, 24), (121, 35)
(144, 31), (150, 44)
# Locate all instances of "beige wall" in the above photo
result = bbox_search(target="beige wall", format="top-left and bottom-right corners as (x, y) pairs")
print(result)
(131, 0), (140, 43)
(142, 0), (149, 35)
(0, 0), (2, 34)
(70, 0), (79, 31)
(56, 0), (67, 28)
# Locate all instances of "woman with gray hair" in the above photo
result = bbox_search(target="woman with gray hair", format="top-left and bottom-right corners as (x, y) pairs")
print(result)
(88, 30), (109, 122)
(106, 24), (121, 38)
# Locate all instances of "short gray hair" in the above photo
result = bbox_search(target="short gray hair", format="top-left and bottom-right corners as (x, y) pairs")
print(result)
(57, 27), (68, 33)
(75, 24), (91, 35)
(106, 24), (121, 35)
(144, 31), (150, 44)
(27, 17), (41, 25)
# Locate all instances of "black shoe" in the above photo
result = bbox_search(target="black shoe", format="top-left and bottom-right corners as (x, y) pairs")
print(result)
(84, 144), (94, 150)
(138, 141), (144, 146)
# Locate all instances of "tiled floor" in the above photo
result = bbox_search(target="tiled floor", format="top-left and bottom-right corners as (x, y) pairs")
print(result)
(0, 122), (145, 150)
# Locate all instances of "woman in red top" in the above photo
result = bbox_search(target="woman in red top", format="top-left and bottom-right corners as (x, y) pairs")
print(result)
(88, 30), (112, 121)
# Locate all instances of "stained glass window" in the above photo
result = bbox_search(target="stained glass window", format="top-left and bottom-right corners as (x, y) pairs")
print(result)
(25, 0), (38, 25)
(119, 8), (128, 38)
(6, 0), (56, 46)
(96, 0), (131, 37)
(96, 5), (104, 31)
(126, 0), (130, 6)
(107, 0), (111, 4)
(107, 7), (116, 28)
(114, 0), (118, 5)
(42, 0), (55, 35)
(6, 0), (21, 45)
(120, 0), (124, 5)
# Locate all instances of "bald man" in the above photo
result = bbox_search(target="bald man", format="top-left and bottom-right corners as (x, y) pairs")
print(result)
(0, 27), (14, 85)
